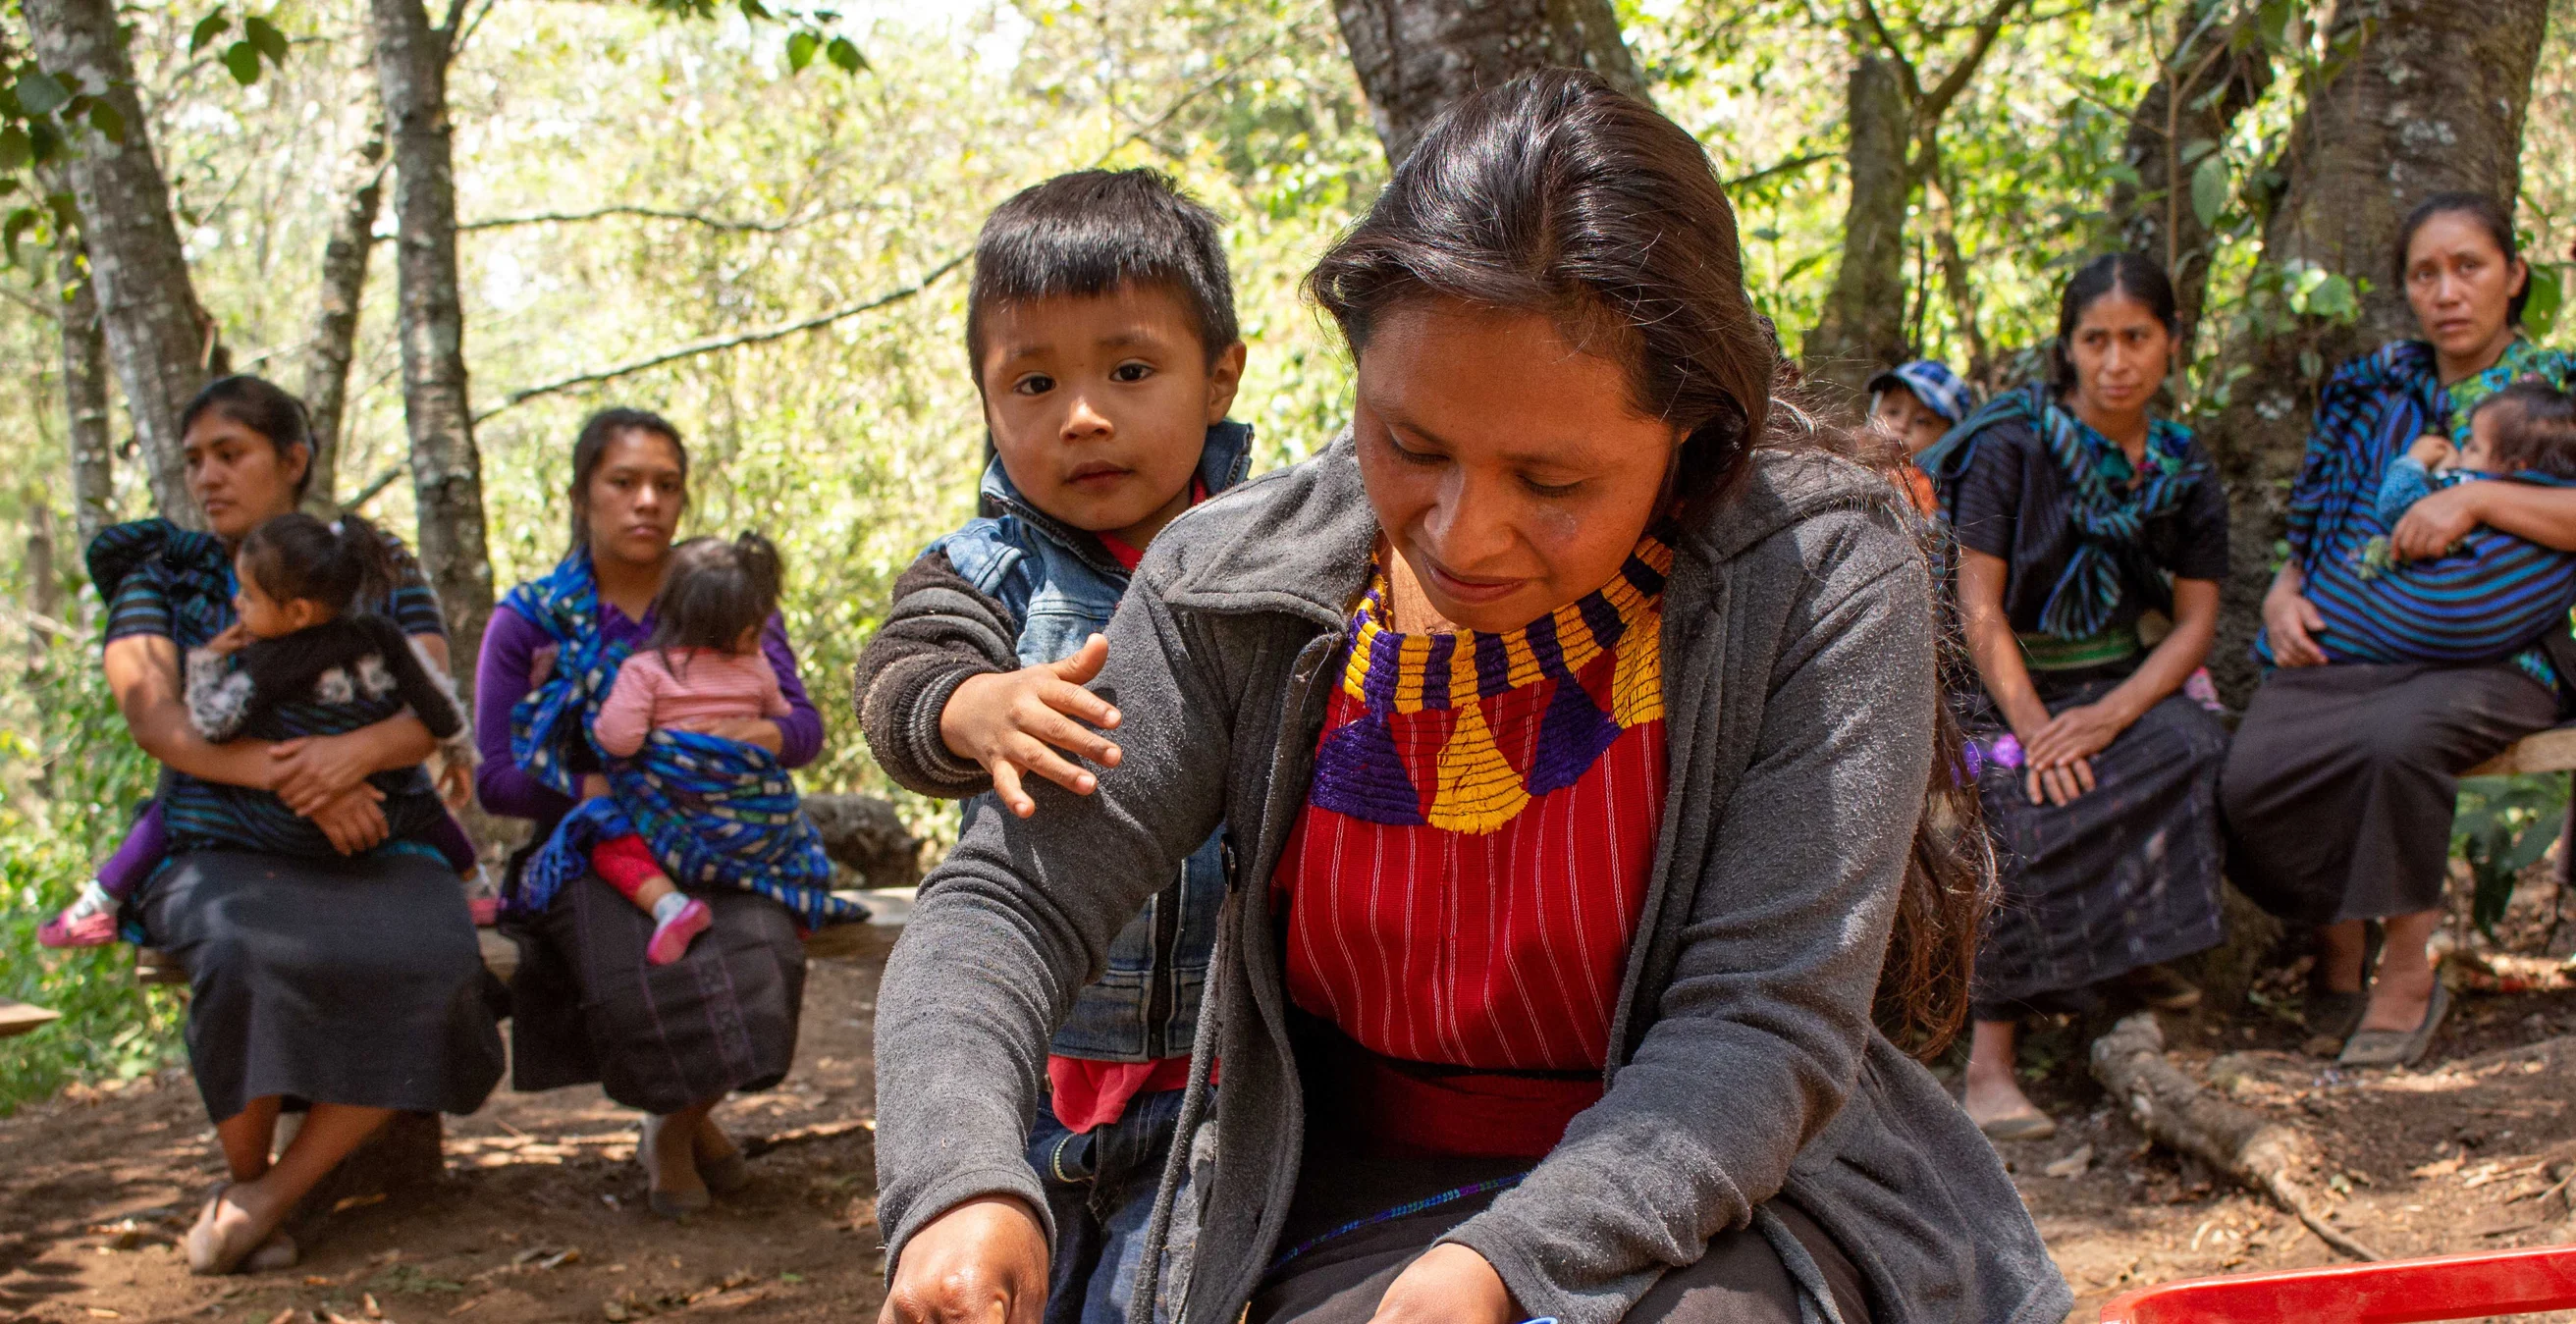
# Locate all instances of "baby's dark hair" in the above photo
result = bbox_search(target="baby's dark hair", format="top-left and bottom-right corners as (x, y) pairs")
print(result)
(644, 532), (782, 666)
(238, 512), (397, 619)
(965, 168), (1240, 375)
(2474, 380), (2576, 480)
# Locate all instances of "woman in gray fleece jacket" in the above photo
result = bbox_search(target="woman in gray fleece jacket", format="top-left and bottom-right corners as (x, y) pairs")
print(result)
(875, 73), (2067, 1324)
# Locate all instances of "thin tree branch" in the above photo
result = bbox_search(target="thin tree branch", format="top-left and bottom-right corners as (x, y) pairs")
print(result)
(345, 463), (405, 510)
(472, 252), (967, 423)
(1722, 151), (1835, 189)
(1915, 0), (2022, 125)
(1852, 0), (1926, 102)
(458, 203), (848, 235)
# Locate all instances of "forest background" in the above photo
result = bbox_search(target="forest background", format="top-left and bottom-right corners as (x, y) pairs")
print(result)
(2, 0), (2573, 1110)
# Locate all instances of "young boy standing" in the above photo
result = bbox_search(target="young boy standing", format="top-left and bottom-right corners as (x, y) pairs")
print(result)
(853, 169), (1247, 1324)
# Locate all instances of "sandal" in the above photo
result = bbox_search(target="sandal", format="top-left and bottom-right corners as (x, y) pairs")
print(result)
(245, 1232), (297, 1273)
(2337, 981), (2451, 1069)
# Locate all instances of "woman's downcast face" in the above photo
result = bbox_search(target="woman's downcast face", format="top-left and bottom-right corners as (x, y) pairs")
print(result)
(1354, 300), (1681, 634)
(2405, 210), (2526, 362)
(580, 428), (688, 567)
(184, 411), (306, 541)
(2063, 290), (2173, 419)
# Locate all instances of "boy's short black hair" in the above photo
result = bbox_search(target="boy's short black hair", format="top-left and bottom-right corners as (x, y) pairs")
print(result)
(965, 168), (1239, 375)
(2477, 380), (2576, 481)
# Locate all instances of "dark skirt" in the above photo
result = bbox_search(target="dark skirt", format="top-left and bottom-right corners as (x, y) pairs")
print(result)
(2221, 662), (2556, 927)
(1252, 1145), (1869, 1324)
(1969, 681), (2229, 1020)
(138, 850), (505, 1124)
(506, 872), (806, 1115)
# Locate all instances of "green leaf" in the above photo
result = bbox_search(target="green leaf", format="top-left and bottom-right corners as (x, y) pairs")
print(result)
(784, 29), (818, 73)
(242, 15), (288, 64)
(3, 206), (37, 265)
(735, 0), (772, 20)
(2189, 153), (2229, 231)
(15, 71), (72, 116)
(825, 35), (864, 74)
(2524, 264), (2563, 341)
(2306, 272), (2356, 320)
(221, 40), (262, 85)
(0, 128), (28, 172)
(190, 10), (231, 54)
(86, 98), (124, 144)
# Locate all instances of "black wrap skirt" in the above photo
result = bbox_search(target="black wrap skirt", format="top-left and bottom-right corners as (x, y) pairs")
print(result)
(138, 850), (506, 1124)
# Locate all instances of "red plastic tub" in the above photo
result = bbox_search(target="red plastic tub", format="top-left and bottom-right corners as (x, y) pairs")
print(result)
(2099, 1245), (2576, 1322)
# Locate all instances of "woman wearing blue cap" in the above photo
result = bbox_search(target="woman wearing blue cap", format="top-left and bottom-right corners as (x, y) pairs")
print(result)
(1921, 253), (2230, 1139)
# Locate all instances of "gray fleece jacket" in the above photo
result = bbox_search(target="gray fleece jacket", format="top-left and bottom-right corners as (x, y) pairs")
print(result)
(874, 438), (2069, 1324)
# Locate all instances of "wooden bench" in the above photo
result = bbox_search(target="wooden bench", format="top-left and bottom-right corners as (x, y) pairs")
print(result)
(2465, 724), (2576, 777)
(0, 999), (62, 1039)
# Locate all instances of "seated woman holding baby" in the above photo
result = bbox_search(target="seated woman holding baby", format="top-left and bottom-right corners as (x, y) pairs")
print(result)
(2225, 191), (2576, 1069)
(72, 375), (504, 1274)
(875, 73), (2065, 1324)
(474, 407), (859, 1219)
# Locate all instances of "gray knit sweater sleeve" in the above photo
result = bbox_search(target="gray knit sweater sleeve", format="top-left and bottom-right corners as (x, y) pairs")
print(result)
(852, 549), (1022, 799)
(1444, 508), (1938, 1324)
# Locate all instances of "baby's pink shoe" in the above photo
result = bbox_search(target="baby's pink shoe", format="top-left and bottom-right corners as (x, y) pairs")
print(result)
(39, 908), (117, 949)
(645, 898), (712, 966)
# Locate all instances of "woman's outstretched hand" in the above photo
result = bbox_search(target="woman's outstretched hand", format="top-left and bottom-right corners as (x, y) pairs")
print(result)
(1368, 1244), (1516, 1324)
(2261, 580), (2330, 668)
(880, 1196), (1048, 1324)
(939, 633), (1124, 818)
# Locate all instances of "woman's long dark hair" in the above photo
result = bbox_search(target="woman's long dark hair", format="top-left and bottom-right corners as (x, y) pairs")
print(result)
(1305, 70), (1990, 1056)
(182, 376), (316, 503)
(2396, 191), (2530, 328)
(567, 407), (689, 555)
(2051, 252), (2180, 395)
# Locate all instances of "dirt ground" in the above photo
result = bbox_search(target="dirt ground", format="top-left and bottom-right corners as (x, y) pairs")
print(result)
(9, 924), (2576, 1324)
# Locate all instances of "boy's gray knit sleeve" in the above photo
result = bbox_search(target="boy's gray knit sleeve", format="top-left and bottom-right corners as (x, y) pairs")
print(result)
(853, 550), (1023, 798)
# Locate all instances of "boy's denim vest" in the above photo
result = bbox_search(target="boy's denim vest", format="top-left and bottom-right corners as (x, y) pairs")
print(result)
(925, 422), (1252, 1062)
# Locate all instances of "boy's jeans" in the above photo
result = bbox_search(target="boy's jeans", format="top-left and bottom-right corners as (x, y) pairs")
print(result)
(1026, 1086), (1196, 1324)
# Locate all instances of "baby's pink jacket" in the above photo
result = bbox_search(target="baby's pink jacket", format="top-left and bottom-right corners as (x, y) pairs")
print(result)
(593, 647), (790, 758)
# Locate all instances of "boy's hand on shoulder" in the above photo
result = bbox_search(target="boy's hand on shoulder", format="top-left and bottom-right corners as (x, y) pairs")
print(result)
(939, 633), (1123, 818)
(2406, 434), (2457, 470)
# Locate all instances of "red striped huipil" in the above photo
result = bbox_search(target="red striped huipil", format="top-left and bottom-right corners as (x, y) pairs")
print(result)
(1272, 539), (1671, 1158)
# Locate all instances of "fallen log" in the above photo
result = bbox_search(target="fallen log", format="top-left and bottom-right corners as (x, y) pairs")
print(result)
(2089, 1012), (2382, 1260)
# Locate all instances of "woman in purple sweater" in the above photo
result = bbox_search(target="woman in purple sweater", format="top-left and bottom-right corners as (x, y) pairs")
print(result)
(475, 408), (827, 1217)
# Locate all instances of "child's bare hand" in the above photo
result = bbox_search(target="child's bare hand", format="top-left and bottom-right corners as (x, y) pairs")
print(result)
(2406, 434), (2457, 469)
(208, 622), (253, 655)
(939, 633), (1123, 818)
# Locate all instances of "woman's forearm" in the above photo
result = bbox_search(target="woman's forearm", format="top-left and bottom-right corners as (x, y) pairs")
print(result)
(1957, 553), (2052, 736)
(2103, 580), (2220, 721)
(2463, 482), (2576, 552)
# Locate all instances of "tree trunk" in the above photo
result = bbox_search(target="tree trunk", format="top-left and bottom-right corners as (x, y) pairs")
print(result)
(59, 237), (116, 547)
(2109, 3), (2273, 356)
(300, 132), (389, 516)
(26, 0), (220, 524)
(371, 0), (494, 696)
(1803, 54), (1911, 400)
(2202, 0), (2549, 701)
(1330, 0), (1647, 166)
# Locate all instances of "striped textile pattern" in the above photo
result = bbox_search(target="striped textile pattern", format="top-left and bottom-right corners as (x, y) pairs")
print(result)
(2273, 341), (2576, 673)
(1276, 538), (1671, 1074)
